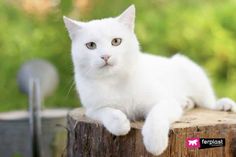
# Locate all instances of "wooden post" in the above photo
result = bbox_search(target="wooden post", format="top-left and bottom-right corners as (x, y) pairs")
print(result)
(67, 108), (236, 157)
(29, 79), (42, 157)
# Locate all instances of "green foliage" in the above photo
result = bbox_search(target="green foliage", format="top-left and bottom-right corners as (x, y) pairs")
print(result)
(0, 1), (78, 111)
(1, 0), (236, 111)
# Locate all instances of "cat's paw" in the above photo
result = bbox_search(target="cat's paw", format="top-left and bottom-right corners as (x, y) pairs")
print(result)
(103, 110), (131, 136)
(216, 98), (236, 112)
(180, 97), (195, 111)
(142, 121), (169, 156)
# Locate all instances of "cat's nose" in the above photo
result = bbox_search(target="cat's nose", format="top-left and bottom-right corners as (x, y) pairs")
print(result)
(101, 55), (111, 62)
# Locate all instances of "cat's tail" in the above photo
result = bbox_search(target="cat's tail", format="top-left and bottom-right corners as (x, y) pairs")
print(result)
(215, 97), (236, 112)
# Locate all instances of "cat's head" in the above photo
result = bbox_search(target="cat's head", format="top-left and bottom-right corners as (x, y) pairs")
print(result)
(64, 5), (139, 79)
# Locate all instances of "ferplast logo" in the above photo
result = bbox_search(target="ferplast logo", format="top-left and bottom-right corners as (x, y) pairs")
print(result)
(200, 138), (225, 149)
(186, 138), (225, 149)
(186, 138), (200, 148)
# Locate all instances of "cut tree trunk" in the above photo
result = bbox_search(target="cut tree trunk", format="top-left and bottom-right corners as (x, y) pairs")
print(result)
(67, 108), (236, 157)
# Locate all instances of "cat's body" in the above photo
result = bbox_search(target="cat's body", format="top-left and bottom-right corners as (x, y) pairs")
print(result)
(64, 5), (236, 156)
(77, 53), (215, 120)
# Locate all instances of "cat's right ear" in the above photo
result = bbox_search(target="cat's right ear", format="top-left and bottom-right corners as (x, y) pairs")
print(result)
(63, 16), (82, 40)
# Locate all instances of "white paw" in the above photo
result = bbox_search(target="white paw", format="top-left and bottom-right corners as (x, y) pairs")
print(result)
(180, 97), (195, 111)
(142, 122), (169, 156)
(103, 110), (131, 136)
(216, 98), (236, 112)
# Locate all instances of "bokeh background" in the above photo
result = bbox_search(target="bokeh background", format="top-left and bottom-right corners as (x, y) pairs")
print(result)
(1, 0), (236, 112)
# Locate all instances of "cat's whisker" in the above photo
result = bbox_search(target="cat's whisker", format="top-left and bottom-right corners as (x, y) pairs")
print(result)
(66, 79), (75, 97)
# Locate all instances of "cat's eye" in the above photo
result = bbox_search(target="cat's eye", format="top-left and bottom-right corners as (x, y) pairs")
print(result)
(86, 42), (97, 50)
(111, 38), (122, 46)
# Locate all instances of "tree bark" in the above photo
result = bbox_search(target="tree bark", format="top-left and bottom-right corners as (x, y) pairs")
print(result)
(67, 108), (236, 157)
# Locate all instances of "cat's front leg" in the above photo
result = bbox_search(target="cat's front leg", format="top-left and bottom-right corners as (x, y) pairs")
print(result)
(86, 107), (131, 136)
(142, 100), (183, 156)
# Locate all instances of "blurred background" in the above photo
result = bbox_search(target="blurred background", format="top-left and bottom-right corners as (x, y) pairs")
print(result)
(1, 0), (236, 112)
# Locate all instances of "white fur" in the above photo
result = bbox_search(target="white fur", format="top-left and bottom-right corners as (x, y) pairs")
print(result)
(64, 5), (236, 156)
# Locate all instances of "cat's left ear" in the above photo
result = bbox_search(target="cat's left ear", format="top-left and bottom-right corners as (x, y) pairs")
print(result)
(117, 5), (135, 31)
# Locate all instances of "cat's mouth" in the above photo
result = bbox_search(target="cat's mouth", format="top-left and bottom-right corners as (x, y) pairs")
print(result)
(100, 63), (113, 69)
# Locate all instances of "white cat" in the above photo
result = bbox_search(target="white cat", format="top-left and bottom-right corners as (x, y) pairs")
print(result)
(63, 5), (236, 156)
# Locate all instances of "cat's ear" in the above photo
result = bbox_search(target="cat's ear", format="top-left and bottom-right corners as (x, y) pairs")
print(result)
(117, 5), (135, 31)
(63, 16), (82, 40)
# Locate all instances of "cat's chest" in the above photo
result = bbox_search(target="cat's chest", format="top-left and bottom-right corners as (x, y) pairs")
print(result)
(79, 78), (158, 114)
(88, 83), (150, 119)
(90, 81), (133, 104)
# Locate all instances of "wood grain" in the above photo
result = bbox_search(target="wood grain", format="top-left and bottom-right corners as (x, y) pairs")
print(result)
(67, 108), (236, 157)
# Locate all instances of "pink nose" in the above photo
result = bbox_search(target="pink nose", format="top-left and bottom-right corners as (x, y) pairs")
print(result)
(101, 55), (111, 62)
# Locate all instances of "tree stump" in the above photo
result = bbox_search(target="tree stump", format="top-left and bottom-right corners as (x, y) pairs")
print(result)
(67, 108), (236, 157)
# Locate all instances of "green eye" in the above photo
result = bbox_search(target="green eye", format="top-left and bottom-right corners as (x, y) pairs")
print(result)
(111, 38), (122, 46)
(86, 42), (97, 50)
